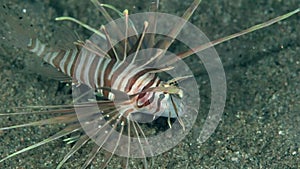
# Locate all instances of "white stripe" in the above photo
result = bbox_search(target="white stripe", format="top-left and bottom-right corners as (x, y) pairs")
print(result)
(129, 73), (154, 94)
(108, 60), (122, 79)
(112, 64), (136, 91)
(75, 49), (88, 83)
(49, 51), (59, 67)
(158, 94), (170, 117)
(108, 92), (115, 100)
(83, 53), (96, 87)
(36, 43), (46, 56)
(119, 106), (134, 117)
(27, 38), (33, 47)
(100, 59), (111, 87)
(98, 89), (104, 96)
(94, 58), (104, 88)
(67, 48), (78, 76)
(151, 92), (164, 115)
(59, 50), (70, 74)
(30, 39), (40, 53)
(121, 65), (143, 91)
(43, 52), (52, 63)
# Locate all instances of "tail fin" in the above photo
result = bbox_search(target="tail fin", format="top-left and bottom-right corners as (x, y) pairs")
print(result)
(0, 2), (78, 81)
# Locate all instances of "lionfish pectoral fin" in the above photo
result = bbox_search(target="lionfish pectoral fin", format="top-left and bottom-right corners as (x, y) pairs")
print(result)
(56, 135), (90, 169)
(0, 113), (77, 130)
(154, 0), (202, 53)
(63, 135), (81, 144)
(78, 110), (121, 168)
(81, 145), (101, 169)
(124, 118), (131, 168)
(98, 87), (131, 102)
(84, 112), (123, 169)
(130, 117), (150, 169)
(176, 116), (186, 131)
(170, 96), (186, 131)
(100, 122), (124, 169)
(0, 124), (81, 163)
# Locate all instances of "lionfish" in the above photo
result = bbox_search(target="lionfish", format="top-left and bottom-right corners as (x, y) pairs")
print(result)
(0, 0), (299, 168)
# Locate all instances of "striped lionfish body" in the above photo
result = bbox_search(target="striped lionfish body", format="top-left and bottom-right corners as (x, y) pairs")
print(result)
(27, 35), (184, 120)
(1, 0), (299, 168)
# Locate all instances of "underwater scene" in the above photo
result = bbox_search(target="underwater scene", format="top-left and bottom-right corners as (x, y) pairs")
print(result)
(0, 0), (299, 168)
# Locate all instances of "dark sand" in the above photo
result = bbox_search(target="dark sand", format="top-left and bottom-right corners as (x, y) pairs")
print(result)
(0, 0), (299, 168)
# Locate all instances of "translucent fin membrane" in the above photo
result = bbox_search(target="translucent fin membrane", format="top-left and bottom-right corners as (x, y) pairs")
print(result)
(0, 124), (81, 163)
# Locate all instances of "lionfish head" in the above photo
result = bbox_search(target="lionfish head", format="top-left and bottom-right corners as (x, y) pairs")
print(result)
(128, 81), (185, 121)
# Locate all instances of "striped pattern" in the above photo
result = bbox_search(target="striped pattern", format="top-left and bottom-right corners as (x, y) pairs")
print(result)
(26, 38), (181, 118)
(28, 38), (79, 77)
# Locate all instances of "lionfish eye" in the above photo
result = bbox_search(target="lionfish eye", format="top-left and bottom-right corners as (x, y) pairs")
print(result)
(169, 81), (178, 86)
(159, 93), (165, 100)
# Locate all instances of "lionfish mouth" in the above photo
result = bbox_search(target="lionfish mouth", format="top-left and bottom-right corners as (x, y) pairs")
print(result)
(0, 0), (299, 168)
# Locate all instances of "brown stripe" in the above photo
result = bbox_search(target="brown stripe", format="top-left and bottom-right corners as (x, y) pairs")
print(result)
(38, 46), (48, 58)
(154, 93), (164, 115)
(79, 52), (90, 85)
(27, 38), (36, 50)
(119, 98), (135, 106)
(97, 58), (106, 88)
(88, 56), (100, 88)
(123, 108), (134, 118)
(112, 62), (130, 90)
(141, 75), (158, 91)
(63, 49), (74, 75)
(137, 76), (159, 107)
(137, 91), (155, 108)
(103, 59), (116, 97)
(125, 68), (157, 92)
(52, 50), (66, 70)
(70, 48), (80, 77)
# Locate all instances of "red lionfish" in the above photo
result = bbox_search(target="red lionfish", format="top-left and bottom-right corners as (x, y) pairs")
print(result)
(0, 0), (299, 168)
